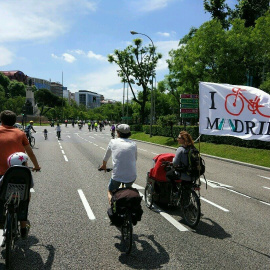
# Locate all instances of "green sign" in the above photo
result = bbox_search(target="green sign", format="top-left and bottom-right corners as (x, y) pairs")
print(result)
(121, 116), (132, 120)
(181, 98), (199, 104)
(180, 113), (198, 118)
(180, 103), (198, 108)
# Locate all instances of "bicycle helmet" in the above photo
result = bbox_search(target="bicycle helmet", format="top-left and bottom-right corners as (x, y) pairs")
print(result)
(29, 121), (33, 124)
(7, 152), (29, 167)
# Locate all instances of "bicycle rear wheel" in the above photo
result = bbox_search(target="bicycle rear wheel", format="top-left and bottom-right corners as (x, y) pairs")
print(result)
(144, 183), (154, 209)
(121, 212), (133, 254)
(5, 213), (13, 269)
(30, 136), (35, 147)
(182, 190), (201, 228)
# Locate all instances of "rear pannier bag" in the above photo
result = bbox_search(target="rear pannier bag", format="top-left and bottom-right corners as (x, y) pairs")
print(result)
(107, 187), (143, 226)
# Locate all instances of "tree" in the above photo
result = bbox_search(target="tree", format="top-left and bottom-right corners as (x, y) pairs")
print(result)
(35, 89), (63, 123)
(231, 0), (269, 27)
(203, 0), (231, 29)
(108, 38), (162, 124)
(7, 81), (26, 98)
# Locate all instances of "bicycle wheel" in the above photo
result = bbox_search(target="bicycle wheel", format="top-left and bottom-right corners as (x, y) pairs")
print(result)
(30, 136), (35, 147)
(225, 94), (244, 116)
(144, 183), (154, 209)
(182, 190), (201, 228)
(121, 212), (133, 254)
(5, 213), (13, 269)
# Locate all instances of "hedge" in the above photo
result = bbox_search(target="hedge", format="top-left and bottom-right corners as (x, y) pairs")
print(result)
(130, 124), (270, 150)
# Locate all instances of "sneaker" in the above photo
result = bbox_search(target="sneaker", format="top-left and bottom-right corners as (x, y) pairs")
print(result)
(21, 221), (30, 239)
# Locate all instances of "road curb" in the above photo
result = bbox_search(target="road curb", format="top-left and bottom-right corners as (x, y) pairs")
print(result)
(132, 139), (270, 172)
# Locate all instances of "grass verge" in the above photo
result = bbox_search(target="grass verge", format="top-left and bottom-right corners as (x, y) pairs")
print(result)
(130, 132), (270, 168)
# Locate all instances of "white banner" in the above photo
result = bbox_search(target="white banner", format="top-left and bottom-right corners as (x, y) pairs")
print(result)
(199, 82), (270, 141)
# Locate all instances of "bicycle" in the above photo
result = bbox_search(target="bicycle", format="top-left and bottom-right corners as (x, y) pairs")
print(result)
(225, 87), (270, 118)
(0, 165), (32, 269)
(98, 167), (141, 254)
(145, 163), (201, 228)
(26, 131), (35, 148)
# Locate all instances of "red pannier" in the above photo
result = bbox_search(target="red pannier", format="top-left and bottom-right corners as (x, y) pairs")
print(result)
(149, 153), (175, 182)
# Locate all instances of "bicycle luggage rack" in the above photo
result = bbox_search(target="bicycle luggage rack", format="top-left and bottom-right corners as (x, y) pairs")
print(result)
(5, 184), (26, 201)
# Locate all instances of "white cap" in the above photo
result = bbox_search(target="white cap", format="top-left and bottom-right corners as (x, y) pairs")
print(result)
(116, 124), (130, 134)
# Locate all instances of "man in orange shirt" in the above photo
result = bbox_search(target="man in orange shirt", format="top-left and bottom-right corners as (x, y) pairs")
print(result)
(0, 110), (41, 239)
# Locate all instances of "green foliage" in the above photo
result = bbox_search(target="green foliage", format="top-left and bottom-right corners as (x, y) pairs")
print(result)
(108, 38), (162, 123)
(8, 81), (26, 98)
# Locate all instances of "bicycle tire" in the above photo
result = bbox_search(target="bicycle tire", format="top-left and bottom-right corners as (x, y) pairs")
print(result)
(30, 136), (35, 147)
(121, 212), (133, 254)
(144, 183), (154, 209)
(5, 213), (13, 269)
(182, 190), (201, 228)
(225, 94), (244, 116)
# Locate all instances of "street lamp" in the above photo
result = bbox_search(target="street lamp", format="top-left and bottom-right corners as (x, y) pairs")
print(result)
(130, 30), (155, 137)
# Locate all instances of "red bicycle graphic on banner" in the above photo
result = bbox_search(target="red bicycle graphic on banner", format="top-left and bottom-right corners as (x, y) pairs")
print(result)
(225, 87), (270, 118)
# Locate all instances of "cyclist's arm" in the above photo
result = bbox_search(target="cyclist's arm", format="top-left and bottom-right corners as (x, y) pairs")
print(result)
(99, 160), (107, 171)
(31, 126), (36, 133)
(24, 144), (41, 171)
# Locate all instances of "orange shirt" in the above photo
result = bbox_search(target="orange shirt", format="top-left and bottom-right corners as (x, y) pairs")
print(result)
(0, 125), (29, 175)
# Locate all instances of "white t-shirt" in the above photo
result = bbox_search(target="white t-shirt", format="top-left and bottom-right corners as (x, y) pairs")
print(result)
(103, 138), (137, 183)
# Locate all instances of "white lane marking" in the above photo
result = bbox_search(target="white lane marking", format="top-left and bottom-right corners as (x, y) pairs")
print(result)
(200, 178), (232, 188)
(78, 189), (96, 220)
(224, 189), (251, 198)
(100, 147), (106, 150)
(61, 150), (65, 155)
(259, 175), (270, 180)
(133, 184), (189, 231)
(59, 146), (63, 149)
(63, 155), (68, 162)
(263, 186), (270, 190)
(200, 197), (230, 212)
(89, 136), (95, 139)
(151, 152), (159, 155)
(138, 148), (147, 152)
(94, 144), (98, 146)
(260, 201), (270, 206)
(67, 136), (70, 138)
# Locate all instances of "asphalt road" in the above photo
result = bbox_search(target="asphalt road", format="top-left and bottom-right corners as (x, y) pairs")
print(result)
(0, 124), (269, 270)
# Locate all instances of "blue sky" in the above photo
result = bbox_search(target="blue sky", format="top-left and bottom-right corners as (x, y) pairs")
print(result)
(0, 0), (237, 101)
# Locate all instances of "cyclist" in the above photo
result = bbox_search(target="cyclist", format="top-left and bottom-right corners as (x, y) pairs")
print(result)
(65, 119), (68, 127)
(24, 120), (36, 145)
(0, 110), (41, 238)
(94, 122), (98, 132)
(110, 123), (116, 138)
(99, 124), (137, 204)
(88, 122), (91, 131)
(166, 131), (196, 194)
(43, 128), (48, 139)
(55, 123), (61, 139)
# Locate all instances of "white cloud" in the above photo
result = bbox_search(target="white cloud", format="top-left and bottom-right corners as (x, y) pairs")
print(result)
(157, 32), (170, 37)
(51, 53), (76, 63)
(63, 53), (76, 63)
(0, 0), (97, 43)
(130, 0), (174, 12)
(0, 47), (13, 66)
(87, 51), (107, 61)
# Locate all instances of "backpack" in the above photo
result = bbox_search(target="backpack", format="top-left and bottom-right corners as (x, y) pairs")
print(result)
(107, 187), (143, 226)
(149, 153), (175, 182)
(185, 147), (205, 178)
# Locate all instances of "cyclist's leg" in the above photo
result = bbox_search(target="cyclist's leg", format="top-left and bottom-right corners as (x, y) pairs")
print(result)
(166, 169), (178, 192)
(108, 179), (121, 204)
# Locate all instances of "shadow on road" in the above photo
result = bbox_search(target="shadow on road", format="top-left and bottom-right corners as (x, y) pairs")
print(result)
(115, 234), (169, 269)
(192, 217), (231, 239)
(0, 235), (55, 270)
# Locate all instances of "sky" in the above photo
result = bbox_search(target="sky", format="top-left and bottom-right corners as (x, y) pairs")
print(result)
(0, 0), (237, 101)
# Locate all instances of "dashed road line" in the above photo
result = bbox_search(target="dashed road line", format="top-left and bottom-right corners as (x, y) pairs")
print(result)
(200, 197), (229, 212)
(78, 189), (96, 220)
(259, 175), (270, 180)
(263, 186), (270, 190)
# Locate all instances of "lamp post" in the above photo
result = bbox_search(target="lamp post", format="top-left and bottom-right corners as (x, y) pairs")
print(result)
(130, 31), (155, 137)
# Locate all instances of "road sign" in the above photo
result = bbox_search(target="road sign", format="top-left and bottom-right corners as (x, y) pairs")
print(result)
(180, 103), (198, 108)
(180, 113), (198, 118)
(180, 109), (198, 113)
(180, 94), (199, 99)
(181, 98), (199, 104)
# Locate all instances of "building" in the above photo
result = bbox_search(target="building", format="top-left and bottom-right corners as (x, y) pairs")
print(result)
(75, 90), (101, 108)
(0, 70), (28, 84)
(30, 77), (51, 90)
(50, 82), (63, 98)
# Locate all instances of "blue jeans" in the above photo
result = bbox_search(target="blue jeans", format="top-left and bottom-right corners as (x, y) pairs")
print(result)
(108, 178), (134, 192)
